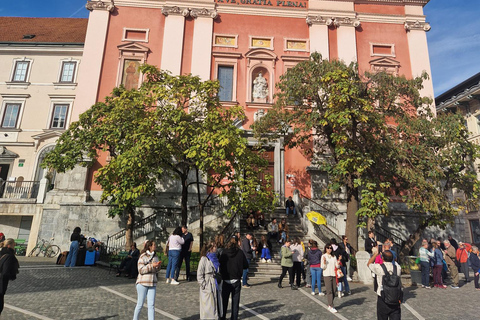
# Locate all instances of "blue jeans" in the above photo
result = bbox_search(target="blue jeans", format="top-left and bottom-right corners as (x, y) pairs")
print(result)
(286, 207), (296, 215)
(341, 266), (350, 292)
(166, 250), (181, 279)
(261, 248), (271, 260)
(64, 240), (79, 267)
(420, 261), (430, 286)
(311, 267), (322, 293)
(242, 259), (250, 285)
(133, 283), (156, 320)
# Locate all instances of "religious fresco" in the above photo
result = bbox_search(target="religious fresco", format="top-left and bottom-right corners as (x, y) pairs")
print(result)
(215, 35), (236, 46)
(286, 40), (307, 51)
(251, 38), (271, 48)
(122, 59), (140, 90)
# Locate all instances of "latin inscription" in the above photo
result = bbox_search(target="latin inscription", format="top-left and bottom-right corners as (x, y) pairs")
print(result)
(215, 0), (307, 9)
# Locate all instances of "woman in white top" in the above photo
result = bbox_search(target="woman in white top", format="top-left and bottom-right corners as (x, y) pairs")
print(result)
(321, 244), (340, 314)
(165, 226), (185, 285)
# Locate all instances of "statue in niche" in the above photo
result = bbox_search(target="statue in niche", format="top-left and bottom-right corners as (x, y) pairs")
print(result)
(252, 72), (268, 102)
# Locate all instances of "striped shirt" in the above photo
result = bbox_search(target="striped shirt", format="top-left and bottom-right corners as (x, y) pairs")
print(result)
(136, 252), (160, 287)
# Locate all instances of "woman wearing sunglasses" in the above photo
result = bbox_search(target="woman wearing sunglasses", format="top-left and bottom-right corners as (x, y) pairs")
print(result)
(321, 245), (340, 313)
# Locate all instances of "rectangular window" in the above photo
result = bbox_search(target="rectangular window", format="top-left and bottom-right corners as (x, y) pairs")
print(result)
(60, 62), (76, 83)
(218, 66), (234, 101)
(12, 61), (30, 82)
(50, 104), (68, 129)
(1, 103), (21, 128)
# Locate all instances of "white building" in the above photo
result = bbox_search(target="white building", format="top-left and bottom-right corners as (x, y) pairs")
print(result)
(0, 17), (87, 249)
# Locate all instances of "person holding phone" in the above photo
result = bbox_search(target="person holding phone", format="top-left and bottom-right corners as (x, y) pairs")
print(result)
(133, 240), (161, 320)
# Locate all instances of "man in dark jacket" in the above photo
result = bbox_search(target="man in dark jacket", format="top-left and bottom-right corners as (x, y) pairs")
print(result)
(240, 233), (255, 288)
(469, 246), (480, 290)
(365, 231), (377, 255)
(220, 236), (249, 320)
(0, 238), (19, 316)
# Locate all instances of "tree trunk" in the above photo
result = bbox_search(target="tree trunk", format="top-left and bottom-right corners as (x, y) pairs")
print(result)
(196, 168), (204, 250)
(125, 206), (135, 250)
(345, 174), (359, 250)
(181, 175), (188, 226)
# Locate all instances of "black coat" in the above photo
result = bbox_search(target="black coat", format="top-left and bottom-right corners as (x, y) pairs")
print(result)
(365, 237), (377, 254)
(0, 247), (19, 295)
(219, 247), (248, 281)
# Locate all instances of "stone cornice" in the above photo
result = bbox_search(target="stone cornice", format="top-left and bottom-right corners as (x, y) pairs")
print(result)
(404, 19), (431, 31)
(86, 0), (115, 12)
(306, 11), (360, 28)
(436, 82), (480, 112)
(190, 8), (218, 19)
(162, 6), (190, 16)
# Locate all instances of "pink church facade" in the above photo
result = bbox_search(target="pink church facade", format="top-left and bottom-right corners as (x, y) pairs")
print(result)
(76, 0), (433, 203)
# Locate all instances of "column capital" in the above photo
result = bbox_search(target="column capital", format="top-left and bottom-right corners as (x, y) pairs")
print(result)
(404, 20), (431, 32)
(162, 6), (190, 17)
(86, 0), (115, 12)
(190, 8), (218, 19)
(307, 15), (360, 28)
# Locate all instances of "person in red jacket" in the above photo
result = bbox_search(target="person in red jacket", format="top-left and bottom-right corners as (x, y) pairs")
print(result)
(456, 242), (472, 282)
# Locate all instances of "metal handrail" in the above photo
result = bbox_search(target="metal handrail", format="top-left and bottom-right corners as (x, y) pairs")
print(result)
(300, 193), (341, 216)
(374, 223), (405, 246)
(220, 212), (239, 240)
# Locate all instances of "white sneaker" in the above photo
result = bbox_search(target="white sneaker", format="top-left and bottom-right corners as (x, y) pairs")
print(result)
(311, 292), (316, 295)
(341, 292), (344, 297)
(318, 292), (325, 296)
(267, 259), (272, 263)
(170, 279), (180, 285)
(338, 291), (342, 298)
(166, 279), (171, 284)
(328, 306), (338, 313)
(261, 258), (266, 263)
(347, 276), (352, 281)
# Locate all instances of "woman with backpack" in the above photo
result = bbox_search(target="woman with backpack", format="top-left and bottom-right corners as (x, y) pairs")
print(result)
(0, 238), (19, 316)
(432, 241), (447, 288)
(197, 241), (223, 319)
(307, 240), (323, 295)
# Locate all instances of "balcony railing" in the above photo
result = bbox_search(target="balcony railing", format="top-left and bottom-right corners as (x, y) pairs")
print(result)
(0, 180), (40, 199)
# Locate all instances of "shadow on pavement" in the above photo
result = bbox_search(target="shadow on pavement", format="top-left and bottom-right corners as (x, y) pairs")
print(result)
(242, 299), (284, 316)
(78, 316), (117, 320)
(402, 286), (418, 302)
(338, 297), (367, 308)
(271, 314), (303, 320)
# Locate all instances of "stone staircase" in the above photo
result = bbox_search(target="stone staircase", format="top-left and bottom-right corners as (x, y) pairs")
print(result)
(241, 208), (307, 282)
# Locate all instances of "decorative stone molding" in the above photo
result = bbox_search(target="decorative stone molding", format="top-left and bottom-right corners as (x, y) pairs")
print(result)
(190, 8), (218, 19)
(162, 6), (190, 17)
(86, 1), (115, 12)
(306, 15), (327, 25)
(404, 20), (431, 32)
(307, 15), (360, 28)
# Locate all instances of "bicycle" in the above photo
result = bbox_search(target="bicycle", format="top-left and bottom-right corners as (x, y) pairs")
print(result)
(28, 238), (61, 258)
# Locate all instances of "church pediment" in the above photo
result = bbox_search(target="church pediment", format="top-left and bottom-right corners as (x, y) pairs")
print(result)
(117, 42), (150, 53)
(0, 146), (19, 159)
(32, 130), (63, 150)
(245, 48), (277, 61)
(369, 57), (400, 75)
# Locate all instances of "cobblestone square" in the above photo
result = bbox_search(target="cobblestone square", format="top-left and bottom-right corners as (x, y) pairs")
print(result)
(2, 257), (479, 320)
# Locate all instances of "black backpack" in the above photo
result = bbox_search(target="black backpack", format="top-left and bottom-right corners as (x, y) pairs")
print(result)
(380, 263), (403, 305)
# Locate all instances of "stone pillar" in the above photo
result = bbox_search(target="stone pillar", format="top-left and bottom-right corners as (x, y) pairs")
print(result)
(190, 8), (217, 80)
(71, 0), (114, 122)
(336, 17), (360, 64)
(306, 16), (329, 60)
(404, 14), (434, 114)
(161, 6), (189, 75)
(36, 178), (48, 204)
(356, 251), (373, 284)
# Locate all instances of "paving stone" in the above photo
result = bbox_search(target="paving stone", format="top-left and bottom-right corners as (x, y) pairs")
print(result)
(1, 257), (479, 320)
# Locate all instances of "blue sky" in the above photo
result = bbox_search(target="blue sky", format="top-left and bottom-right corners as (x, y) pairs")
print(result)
(1, 0), (479, 96)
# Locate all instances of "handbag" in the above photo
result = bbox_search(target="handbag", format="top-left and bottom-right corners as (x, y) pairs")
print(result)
(336, 267), (344, 279)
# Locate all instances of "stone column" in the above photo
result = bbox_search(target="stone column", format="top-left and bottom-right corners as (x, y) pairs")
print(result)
(190, 8), (217, 80)
(161, 6), (189, 75)
(335, 17), (360, 64)
(404, 17), (434, 114)
(356, 251), (373, 284)
(71, 0), (114, 122)
(306, 16), (329, 60)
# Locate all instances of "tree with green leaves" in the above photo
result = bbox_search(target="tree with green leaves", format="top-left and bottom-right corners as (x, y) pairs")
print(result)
(44, 65), (275, 249)
(253, 53), (480, 253)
